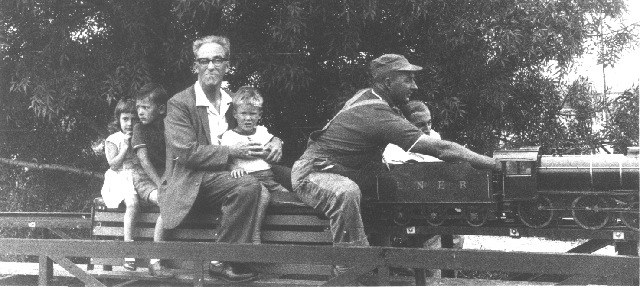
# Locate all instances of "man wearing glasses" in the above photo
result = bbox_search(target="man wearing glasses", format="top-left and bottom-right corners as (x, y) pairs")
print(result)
(162, 35), (283, 282)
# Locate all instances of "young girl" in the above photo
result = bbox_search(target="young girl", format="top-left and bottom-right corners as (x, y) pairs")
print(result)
(100, 98), (140, 271)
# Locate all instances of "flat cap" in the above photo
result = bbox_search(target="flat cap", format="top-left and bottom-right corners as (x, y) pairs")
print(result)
(370, 54), (422, 79)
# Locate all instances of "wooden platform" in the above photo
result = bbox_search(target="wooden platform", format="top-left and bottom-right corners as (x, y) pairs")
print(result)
(0, 200), (637, 286)
(0, 238), (637, 286)
(0, 262), (559, 286)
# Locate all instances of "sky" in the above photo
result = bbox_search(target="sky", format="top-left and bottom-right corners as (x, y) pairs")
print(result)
(564, 0), (640, 94)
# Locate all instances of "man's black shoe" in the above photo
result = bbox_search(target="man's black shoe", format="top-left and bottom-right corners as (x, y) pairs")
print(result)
(208, 262), (258, 283)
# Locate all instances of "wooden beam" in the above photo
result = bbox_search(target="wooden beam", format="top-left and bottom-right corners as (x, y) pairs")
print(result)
(384, 247), (638, 278)
(49, 255), (106, 287)
(0, 212), (91, 229)
(615, 241), (639, 256)
(36, 240), (381, 266)
(193, 261), (206, 287)
(440, 234), (455, 278)
(0, 275), (18, 284)
(557, 274), (603, 285)
(112, 280), (142, 287)
(49, 228), (74, 239)
(567, 239), (613, 253)
(38, 255), (52, 286)
(510, 239), (616, 282)
(413, 225), (639, 240)
(376, 265), (390, 286)
(0, 238), (637, 284)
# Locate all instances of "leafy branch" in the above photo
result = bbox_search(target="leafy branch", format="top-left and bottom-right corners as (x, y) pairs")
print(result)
(0, 158), (104, 180)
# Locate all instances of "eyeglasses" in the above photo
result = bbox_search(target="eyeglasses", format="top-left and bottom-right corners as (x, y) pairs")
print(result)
(196, 57), (228, 66)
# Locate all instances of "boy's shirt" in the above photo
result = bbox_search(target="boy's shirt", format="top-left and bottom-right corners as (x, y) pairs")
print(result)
(132, 121), (166, 175)
(220, 125), (273, 173)
(383, 130), (442, 164)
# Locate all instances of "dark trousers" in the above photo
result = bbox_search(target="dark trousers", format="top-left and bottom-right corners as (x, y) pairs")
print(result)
(192, 171), (262, 244)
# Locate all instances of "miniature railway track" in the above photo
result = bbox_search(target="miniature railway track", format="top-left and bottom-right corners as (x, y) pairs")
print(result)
(373, 220), (639, 241)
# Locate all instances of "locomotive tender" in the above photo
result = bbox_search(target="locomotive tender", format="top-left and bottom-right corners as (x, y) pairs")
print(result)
(371, 147), (639, 231)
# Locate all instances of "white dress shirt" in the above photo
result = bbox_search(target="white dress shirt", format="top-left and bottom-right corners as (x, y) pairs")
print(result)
(194, 81), (232, 145)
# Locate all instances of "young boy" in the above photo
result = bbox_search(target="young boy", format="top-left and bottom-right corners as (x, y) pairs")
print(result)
(383, 100), (441, 164)
(383, 100), (464, 278)
(220, 86), (289, 243)
(131, 83), (173, 278)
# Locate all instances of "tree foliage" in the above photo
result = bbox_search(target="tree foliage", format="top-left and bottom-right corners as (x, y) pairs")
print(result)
(0, 0), (637, 212)
(604, 86), (639, 153)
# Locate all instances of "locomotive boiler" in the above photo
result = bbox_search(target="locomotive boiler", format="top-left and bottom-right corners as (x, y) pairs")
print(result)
(370, 147), (639, 231)
(495, 146), (639, 230)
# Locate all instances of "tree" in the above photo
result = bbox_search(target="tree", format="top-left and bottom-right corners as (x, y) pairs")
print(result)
(605, 86), (639, 153)
(555, 76), (607, 154)
(0, 0), (636, 212)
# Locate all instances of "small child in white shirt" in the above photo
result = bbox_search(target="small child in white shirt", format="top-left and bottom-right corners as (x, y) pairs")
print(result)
(220, 86), (288, 243)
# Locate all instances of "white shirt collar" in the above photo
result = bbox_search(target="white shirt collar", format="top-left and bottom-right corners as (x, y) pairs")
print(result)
(194, 81), (232, 113)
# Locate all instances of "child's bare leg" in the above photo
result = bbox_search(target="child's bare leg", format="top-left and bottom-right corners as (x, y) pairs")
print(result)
(147, 190), (163, 264)
(123, 194), (139, 268)
(252, 185), (270, 244)
(145, 190), (174, 277)
(154, 214), (165, 242)
(123, 194), (139, 242)
(149, 214), (167, 267)
(147, 190), (167, 244)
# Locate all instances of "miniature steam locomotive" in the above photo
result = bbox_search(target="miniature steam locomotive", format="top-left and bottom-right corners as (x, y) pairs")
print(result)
(369, 147), (639, 231)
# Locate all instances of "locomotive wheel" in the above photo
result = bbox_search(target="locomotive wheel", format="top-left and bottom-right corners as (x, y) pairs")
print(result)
(518, 196), (554, 228)
(619, 202), (639, 231)
(393, 210), (410, 226)
(604, 196), (620, 227)
(424, 206), (446, 226)
(463, 206), (488, 227)
(572, 195), (611, 230)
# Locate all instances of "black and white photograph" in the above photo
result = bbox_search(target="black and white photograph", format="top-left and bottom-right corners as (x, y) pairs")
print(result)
(0, 0), (638, 286)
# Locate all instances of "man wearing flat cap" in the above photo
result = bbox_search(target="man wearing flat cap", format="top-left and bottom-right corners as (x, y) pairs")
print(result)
(291, 54), (500, 277)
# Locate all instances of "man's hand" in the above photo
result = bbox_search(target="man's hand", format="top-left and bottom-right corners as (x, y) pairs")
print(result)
(263, 137), (283, 163)
(228, 142), (264, 159)
(230, 168), (247, 178)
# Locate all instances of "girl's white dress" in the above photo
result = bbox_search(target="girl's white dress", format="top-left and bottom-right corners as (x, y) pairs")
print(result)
(100, 132), (138, 208)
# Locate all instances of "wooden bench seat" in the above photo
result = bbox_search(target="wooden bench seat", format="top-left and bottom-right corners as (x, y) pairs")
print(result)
(90, 191), (333, 278)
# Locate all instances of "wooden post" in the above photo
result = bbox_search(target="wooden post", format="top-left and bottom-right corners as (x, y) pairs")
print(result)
(440, 234), (455, 278)
(615, 240), (639, 256)
(38, 255), (53, 286)
(193, 260), (206, 287)
(615, 240), (639, 286)
(376, 265), (390, 286)
(409, 234), (427, 286)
